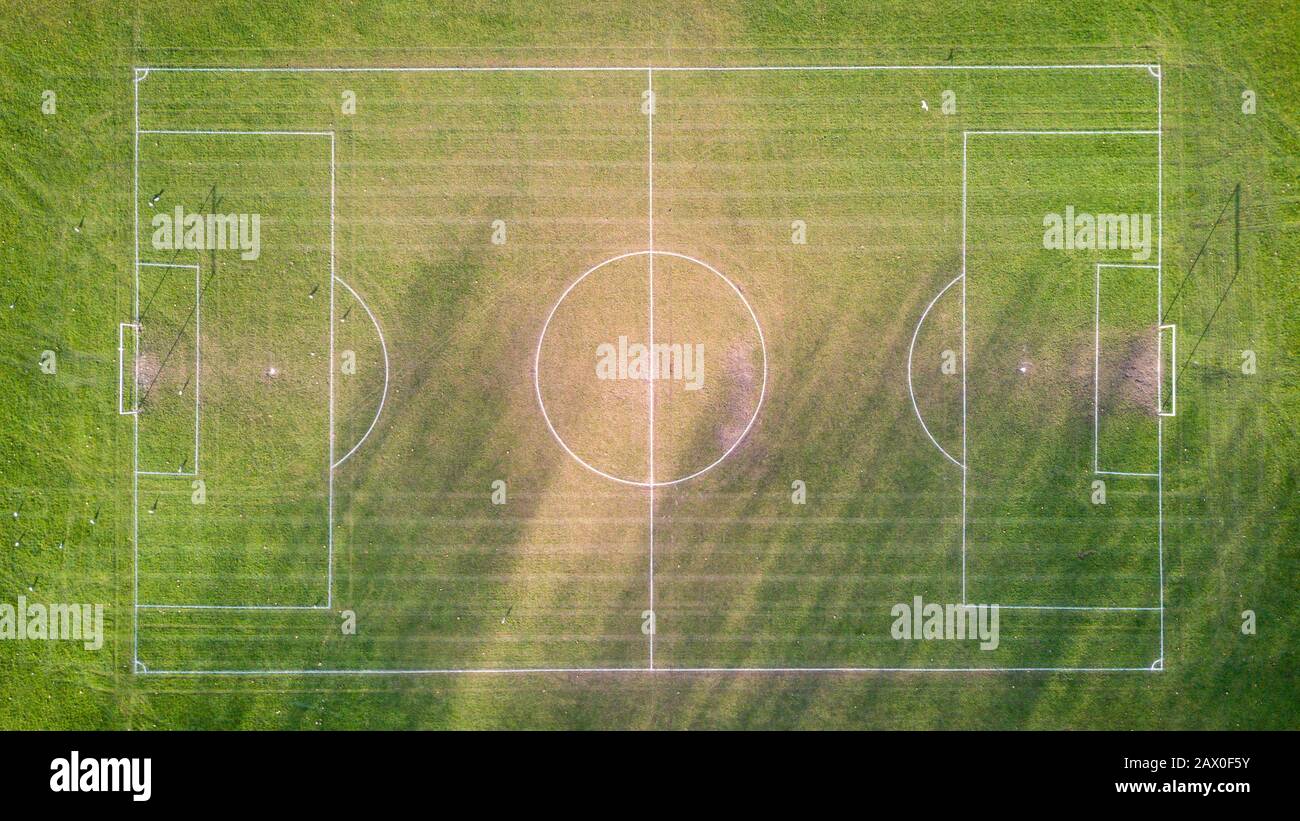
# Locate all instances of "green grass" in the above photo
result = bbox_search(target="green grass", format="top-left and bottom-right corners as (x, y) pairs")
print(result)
(0, 0), (1296, 729)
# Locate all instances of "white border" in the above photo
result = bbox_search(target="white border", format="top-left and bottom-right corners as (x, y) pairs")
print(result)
(907, 274), (964, 469)
(961, 129), (1164, 649)
(137, 665), (1158, 676)
(646, 69), (656, 667)
(534, 250), (769, 488)
(1093, 262), (1162, 477)
(132, 62), (1165, 676)
(132, 128), (337, 612)
(133, 262), (201, 475)
(136, 64), (1160, 73)
(331, 275), (390, 468)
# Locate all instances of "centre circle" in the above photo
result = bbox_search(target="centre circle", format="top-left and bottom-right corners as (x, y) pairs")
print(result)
(535, 250), (767, 487)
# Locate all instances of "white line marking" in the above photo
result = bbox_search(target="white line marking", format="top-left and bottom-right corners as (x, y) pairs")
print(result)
(961, 132), (968, 604)
(136, 665), (1160, 676)
(137, 604), (330, 611)
(965, 129), (1160, 135)
(328, 131), (336, 608)
(133, 64), (1167, 676)
(1094, 263), (1100, 471)
(963, 125), (1165, 619)
(534, 250), (767, 488)
(133, 260), (203, 474)
(998, 604), (1161, 611)
(132, 68), (142, 670)
(138, 129), (333, 136)
(1156, 66), (1165, 667)
(1093, 262), (1163, 474)
(646, 67), (655, 670)
(135, 64), (1160, 74)
(194, 259), (201, 472)
(132, 127), (336, 617)
(331, 275), (390, 468)
(907, 273), (964, 468)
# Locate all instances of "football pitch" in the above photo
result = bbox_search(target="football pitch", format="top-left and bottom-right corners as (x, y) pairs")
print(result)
(1, 1), (1297, 729)
(128, 64), (1169, 675)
